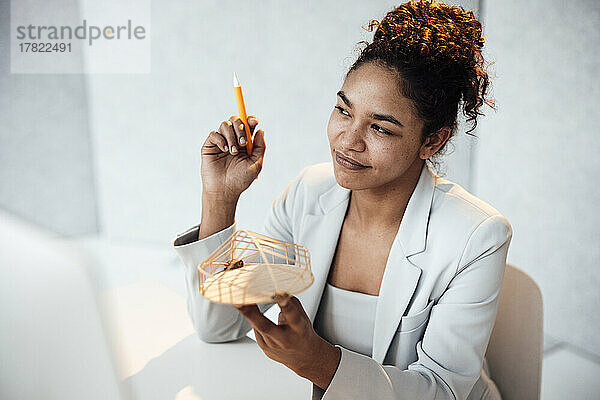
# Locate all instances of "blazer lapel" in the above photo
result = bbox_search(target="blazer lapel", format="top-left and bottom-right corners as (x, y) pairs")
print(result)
(372, 164), (437, 363)
(371, 249), (422, 362)
(296, 183), (350, 322)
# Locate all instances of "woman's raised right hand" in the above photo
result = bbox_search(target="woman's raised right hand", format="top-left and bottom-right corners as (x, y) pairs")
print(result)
(200, 115), (266, 202)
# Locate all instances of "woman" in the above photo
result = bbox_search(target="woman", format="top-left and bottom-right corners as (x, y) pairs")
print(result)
(173, 1), (511, 399)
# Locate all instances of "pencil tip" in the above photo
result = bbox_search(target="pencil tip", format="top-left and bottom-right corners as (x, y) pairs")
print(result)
(233, 72), (240, 87)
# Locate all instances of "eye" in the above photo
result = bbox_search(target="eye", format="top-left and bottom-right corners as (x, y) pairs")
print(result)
(371, 124), (393, 136)
(334, 105), (351, 117)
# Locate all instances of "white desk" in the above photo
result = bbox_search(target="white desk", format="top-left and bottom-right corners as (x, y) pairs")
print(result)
(102, 279), (311, 400)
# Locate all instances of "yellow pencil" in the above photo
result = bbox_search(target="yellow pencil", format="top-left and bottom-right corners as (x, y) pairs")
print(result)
(233, 72), (253, 155)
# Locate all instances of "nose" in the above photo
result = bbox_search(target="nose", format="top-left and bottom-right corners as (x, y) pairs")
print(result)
(338, 120), (366, 152)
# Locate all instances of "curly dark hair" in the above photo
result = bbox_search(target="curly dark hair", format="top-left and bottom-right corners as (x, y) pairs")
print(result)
(348, 0), (494, 165)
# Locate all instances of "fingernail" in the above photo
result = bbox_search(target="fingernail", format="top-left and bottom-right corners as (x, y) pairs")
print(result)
(231, 145), (237, 153)
(239, 123), (245, 131)
(224, 145), (228, 151)
(240, 136), (246, 145)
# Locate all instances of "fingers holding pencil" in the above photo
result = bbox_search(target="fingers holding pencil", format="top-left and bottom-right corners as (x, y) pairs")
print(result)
(218, 120), (239, 155)
(208, 116), (261, 156)
(227, 115), (259, 153)
(200, 121), (265, 196)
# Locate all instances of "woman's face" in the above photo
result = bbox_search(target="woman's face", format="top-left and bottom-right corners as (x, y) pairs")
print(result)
(327, 62), (427, 191)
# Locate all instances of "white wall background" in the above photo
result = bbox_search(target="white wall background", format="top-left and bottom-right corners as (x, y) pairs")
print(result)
(476, 0), (600, 355)
(85, 0), (477, 245)
(0, 0), (98, 235)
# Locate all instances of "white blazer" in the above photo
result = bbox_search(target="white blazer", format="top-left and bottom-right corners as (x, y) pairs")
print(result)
(173, 162), (512, 400)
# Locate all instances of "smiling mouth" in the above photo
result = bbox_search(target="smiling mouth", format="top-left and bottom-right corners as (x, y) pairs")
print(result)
(335, 151), (370, 169)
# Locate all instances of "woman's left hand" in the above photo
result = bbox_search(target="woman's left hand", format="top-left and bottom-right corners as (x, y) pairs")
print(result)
(235, 294), (341, 390)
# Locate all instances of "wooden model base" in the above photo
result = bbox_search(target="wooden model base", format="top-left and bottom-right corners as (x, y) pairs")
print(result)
(198, 230), (313, 305)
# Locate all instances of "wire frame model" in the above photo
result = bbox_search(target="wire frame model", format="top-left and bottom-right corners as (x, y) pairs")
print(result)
(198, 230), (313, 305)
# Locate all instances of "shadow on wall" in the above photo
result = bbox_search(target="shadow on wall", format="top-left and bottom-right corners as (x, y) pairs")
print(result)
(0, 0), (99, 236)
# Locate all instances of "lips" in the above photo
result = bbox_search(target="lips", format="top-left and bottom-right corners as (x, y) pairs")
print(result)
(335, 151), (370, 168)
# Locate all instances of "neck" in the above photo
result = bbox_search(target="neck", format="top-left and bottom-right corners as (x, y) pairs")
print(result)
(347, 158), (425, 231)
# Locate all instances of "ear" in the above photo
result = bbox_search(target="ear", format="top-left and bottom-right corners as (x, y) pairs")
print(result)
(419, 127), (452, 159)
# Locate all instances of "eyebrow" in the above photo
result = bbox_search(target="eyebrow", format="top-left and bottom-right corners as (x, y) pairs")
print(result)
(337, 90), (404, 128)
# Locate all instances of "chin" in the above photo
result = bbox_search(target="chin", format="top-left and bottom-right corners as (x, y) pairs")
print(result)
(332, 163), (372, 190)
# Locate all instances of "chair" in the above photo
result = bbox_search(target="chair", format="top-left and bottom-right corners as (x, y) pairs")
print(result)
(485, 264), (543, 400)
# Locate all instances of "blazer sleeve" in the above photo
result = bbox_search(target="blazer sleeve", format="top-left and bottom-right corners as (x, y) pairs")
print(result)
(172, 168), (306, 343)
(321, 214), (513, 400)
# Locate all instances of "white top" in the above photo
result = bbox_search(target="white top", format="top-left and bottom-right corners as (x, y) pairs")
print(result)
(313, 282), (379, 357)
